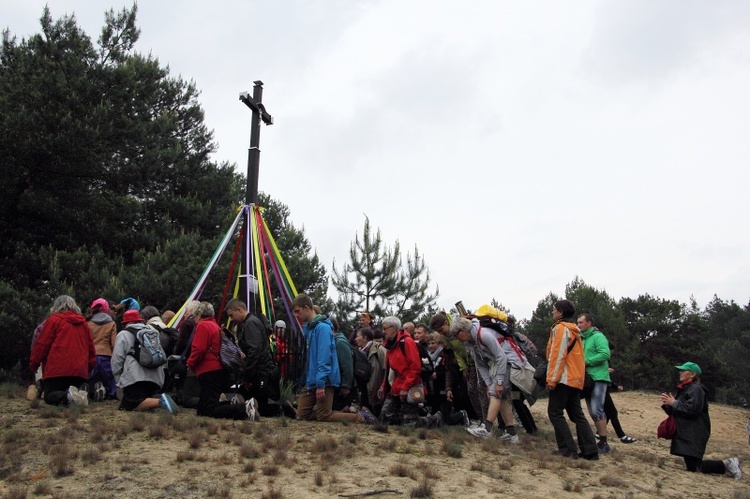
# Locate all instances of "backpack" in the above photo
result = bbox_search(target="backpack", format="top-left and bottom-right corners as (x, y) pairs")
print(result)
(352, 346), (372, 385)
(152, 324), (179, 357)
(399, 340), (434, 387)
(210, 328), (245, 375)
(127, 325), (167, 368)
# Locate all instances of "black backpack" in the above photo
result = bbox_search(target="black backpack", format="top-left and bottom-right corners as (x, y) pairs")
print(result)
(352, 346), (372, 385)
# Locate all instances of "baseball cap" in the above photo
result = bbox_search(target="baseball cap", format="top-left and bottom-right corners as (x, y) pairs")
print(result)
(675, 362), (701, 375)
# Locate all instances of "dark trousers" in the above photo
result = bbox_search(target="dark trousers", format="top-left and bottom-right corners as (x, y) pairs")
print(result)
(88, 355), (117, 398)
(547, 383), (597, 455)
(42, 376), (86, 406)
(333, 387), (356, 412)
(513, 396), (538, 434)
(603, 390), (625, 438)
(381, 394), (420, 425)
(684, 456), (726, 474)
(197, 369), (246, 420)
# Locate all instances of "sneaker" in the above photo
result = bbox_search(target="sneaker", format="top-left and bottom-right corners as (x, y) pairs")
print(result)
(499, 432), (520, 445)
(160, 393), (178, 415)
(245, 398), (260, 421)
(597, 442), (611, 453)
(358, 410), (375, 425)
(725, 458), (742, 480)
(620, 435), (636, 443)
(468, 419), (483, 429)
(230, 393), (245, 405)
(67, 386), (88, 406)
(458, 410), (470, 428)
(93, 382), (106, 402)
(467, 426), (492, 439)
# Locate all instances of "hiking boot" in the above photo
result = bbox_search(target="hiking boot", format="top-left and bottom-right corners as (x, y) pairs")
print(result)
(245, 398), (260, 422)
(230, 393), (245, 405)
(620, 435), (636, 443)
(725, 458), (742, 480)
(160, 393), (178, 415)
(499, 432), (520, 445)
(93, 382), (106, 402)
(597, 442), (611, 453)
(466, 426), (492, 439)
(458, 410), (470, 428)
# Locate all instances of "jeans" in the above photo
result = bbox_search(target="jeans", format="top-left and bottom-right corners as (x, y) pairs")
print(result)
(547, 383), (598, 455)
(585, 381), (608, 421)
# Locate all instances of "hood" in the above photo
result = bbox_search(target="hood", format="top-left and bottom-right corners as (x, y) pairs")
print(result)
(90, 312), (113, 325)
(383, 329), (408, 351)
(580, 327), (597, 340)
(553, 319), (579, 336)
(59, 310), (86, 325)
(147, 317), (168, 329)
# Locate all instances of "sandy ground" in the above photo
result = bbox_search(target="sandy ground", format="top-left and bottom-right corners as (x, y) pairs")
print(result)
(1, 389), (749, 498)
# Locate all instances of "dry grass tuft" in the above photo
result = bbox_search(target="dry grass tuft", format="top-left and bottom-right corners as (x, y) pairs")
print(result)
(187, 429), (208, 449)
(441, 441), (462, 458)
(129, 413), (147, 431)
(48, 444), (74, 477)
(205, 483), (232, 498)
(389, 462), (417, 480)
(314, 471), (324, 486)
(261, 487), (284, 499)
(240, 443), (261, 459)
(262, 463), (280, 476)
(410, 478), (434, 498)
(600, 475), (628, 488)
(32, 481), (52, 496)
(372, 422), (389, 433)
(272, 449), (288, 465)
(311, 435), (338, 454)
(215, 452), (236, 465)
(243, 461), (256, 473)
(175, 450), (196, 462)
(148, 423), (170, 439)
(563, 480), (582, 492)
(2, 485), (27, 499)
(80, 446), (102, 465)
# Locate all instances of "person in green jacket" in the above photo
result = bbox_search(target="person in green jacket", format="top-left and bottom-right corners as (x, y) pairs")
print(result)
(577, 313), (612, 453)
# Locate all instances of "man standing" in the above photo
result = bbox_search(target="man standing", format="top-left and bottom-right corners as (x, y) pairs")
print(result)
(546, 300), (598, 460)
(225, 298), (278, 416)
(293, 294), (369, 423)
(577, 313), (612, 453)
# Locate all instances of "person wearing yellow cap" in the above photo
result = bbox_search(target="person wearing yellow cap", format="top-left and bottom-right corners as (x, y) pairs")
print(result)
(660, 362), (741, 479)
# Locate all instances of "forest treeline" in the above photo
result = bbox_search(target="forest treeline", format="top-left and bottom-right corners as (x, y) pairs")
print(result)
(518, 277), (750, 406)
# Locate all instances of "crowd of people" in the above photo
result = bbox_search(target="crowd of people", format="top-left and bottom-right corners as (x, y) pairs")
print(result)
(27, 294), (743, 480)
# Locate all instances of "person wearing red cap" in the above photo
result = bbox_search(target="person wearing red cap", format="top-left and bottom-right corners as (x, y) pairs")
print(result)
(111, 309), (177, 414)
(29, 295), (96, 406)
(86, 298), (117, 401)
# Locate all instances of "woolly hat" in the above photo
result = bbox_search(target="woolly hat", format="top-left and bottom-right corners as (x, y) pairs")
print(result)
(119, 297), (140, 311)
(122, 309), (144, 325)
(274, 320), (286, 329)
(90, 298), (110, 314)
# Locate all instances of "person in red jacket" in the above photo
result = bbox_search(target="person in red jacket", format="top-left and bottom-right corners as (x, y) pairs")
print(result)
(187, 301), (258, 421)
(378, 316), (443, 428)
(29, 295), (96, 406)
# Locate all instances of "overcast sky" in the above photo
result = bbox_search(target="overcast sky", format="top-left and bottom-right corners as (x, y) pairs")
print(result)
(4, 1), (750, 320)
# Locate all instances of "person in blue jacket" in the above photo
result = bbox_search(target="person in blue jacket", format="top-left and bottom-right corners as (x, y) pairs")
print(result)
(292, 294), (371, 423)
